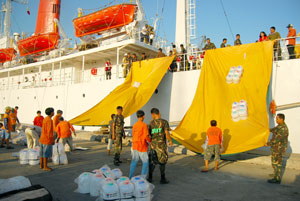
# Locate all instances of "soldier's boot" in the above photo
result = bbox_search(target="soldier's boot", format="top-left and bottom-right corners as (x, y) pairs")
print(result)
(147, 163), (155, 183)
(159, 164), (169, 184)
(114, 153), (120, 166)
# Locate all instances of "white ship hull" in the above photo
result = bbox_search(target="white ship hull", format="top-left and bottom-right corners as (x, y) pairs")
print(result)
(0, 39), (299, 154)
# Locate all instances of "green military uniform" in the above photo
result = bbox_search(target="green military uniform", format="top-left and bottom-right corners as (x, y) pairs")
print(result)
(234, 39), (242, 46)
(220, 43), (226, 48)
(113, 114), (125, 164)
(268, 32), (282, 60)
(148, 118), (170, 182)
(203, 42), (216, 50)
(268, 123), (289, 181)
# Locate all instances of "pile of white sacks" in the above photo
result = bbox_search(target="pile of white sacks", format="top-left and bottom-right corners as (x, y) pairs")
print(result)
(18, 142), (68, 165)
(19, 147), (40, 165)
(74, 165), (154, 201)
(52, 142), (68, 165)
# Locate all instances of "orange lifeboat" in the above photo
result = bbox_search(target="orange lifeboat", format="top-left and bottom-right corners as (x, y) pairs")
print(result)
(0, 48), (16, 63)
(17, 0), (61, 57)
(73, 4), (137, 38)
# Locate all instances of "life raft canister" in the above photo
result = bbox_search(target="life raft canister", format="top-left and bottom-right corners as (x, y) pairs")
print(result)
(91, 68), (97, 75)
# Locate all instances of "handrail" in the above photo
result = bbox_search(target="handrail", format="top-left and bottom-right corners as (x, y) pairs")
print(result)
(276, 102), (300, 111)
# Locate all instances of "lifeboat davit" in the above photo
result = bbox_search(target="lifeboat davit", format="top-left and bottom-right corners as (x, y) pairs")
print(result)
(0, 48), (16, 63)
(73, 4), (137, 38)
(17, 0), (61, 57)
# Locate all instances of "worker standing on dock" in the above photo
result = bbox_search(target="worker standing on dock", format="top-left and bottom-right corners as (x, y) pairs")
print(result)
(1, 107), (13, 149)
(265, 113), (289, 184)
(148, 108), (173, 184)
(53, 110), (63, 140)
(112, 106), (125, 166)
(39, 107), (55, 171)
(56, 117), (76, 152)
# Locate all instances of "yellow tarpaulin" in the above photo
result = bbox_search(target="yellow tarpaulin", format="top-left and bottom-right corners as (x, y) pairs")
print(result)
(70, 56), (174, 126)
(172, 41), (274, 155)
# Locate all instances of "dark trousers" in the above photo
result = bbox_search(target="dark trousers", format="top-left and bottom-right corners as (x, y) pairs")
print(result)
(106, 71), (111, 80)
(287, 44), (295, 59)
(149, 162), (166, 180)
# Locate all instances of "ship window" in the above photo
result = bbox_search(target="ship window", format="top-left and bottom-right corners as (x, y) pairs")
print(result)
(53, 4), (60, 14)
(56, 96), (58, 99)
(17, 97), (19, 100)
(3, 97), (4, 100)
(34, 96), (36, 99)
(83, 93), (85, 98)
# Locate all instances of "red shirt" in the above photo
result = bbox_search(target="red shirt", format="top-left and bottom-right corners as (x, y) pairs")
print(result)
(33, 116), (44, 127)
(206, 126), (223, 145)
(105, 62), (112, 71)
(287, 28), (296, 45)
(259, 36), (268, 42)
(57, 121), (75, 139)
(39, 116), (54, 145)
(132, 121), (151, 152)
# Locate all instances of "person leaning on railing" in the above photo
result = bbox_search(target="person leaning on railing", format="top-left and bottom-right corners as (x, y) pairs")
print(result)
(268, 26), (281, 61)
(286, 24), (296, 59)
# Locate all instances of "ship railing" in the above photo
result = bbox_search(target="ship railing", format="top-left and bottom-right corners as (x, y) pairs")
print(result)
(170, 50), (205, 72)
(273, 36), (300, 61)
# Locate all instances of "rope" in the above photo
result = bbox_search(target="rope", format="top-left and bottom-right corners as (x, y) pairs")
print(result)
(220, 0), (234, 41)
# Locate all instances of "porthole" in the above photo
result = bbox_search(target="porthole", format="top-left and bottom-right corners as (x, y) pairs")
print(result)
(56, 96), (58, 99)
(34, 96), (36, 99)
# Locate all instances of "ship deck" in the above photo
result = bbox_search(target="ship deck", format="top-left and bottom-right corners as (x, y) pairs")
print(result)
(1, 139), (299, 201)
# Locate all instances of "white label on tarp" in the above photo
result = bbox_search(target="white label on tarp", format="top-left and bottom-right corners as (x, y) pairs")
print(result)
(132, 82), (141, 88)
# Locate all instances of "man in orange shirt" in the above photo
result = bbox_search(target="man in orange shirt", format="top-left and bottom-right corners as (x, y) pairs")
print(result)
(33, 110), (44, 127)
(56, 117), (76, 152)
(129, 110), (151, 178)
(1, 106), (13, 149)
(287, 24), (296, 59)
(202, 120), (223, 172)
(9, 108), (18, 132)
(53, 110), (63, 139)
(39, 107), (55, 171)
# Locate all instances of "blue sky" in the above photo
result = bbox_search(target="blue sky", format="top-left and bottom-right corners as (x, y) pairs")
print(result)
(8, 0), (300, 47)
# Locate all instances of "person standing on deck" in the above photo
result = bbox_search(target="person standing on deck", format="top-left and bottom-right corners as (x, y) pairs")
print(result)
(265, 113), (289, 184)
(122, 53), (129, 78)
(286, 24), (296, 59)
(33, 110), (44, 127)
(268, 26), (281, 60)
(1, 107), (13, 149)
(39, 107), (55, 171)
(148, 108), (173, 184)
(53, 110), (63, 140)
(112, 106), (125, 166)
(203, 38), (216, 50)
(105, 59), (112, 80)
(234, 34), (242, 46)
(220, 38), (227, 48)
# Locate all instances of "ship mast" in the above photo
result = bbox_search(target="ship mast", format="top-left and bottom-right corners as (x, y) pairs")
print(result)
(175, 0), (196, 51)
(1, 0), (28, 47)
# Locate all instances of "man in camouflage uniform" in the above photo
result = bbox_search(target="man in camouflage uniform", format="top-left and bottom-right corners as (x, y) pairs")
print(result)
(203, 38), (216, 50)
(265, 113), (289, 184)
(234, 34), (242, 46)
(268, 26), (282, 60)
(148, 108), (173, 184)
(112, 106), (125, 166)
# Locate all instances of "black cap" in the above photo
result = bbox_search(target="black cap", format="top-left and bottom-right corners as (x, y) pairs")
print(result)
(287, 24), (293, 28)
